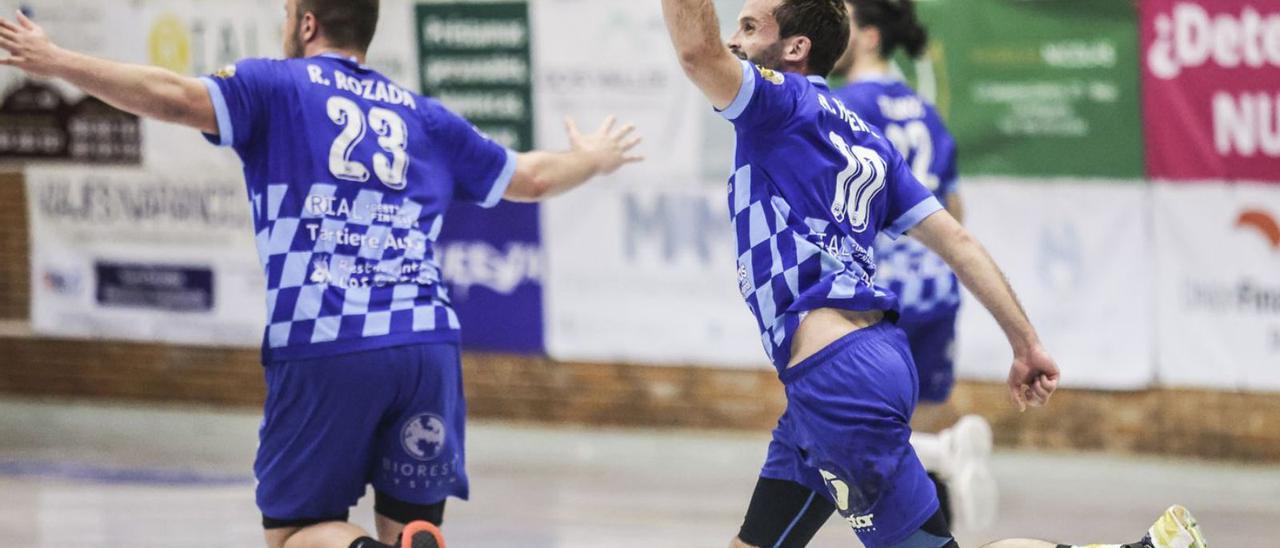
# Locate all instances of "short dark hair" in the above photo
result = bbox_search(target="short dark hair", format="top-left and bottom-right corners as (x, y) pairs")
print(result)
(299, 0), (380, 52)
(774, 0), (851, 76)
(846, 0), (929, 59)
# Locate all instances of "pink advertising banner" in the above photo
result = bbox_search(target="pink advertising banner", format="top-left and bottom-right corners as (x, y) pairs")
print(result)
(1142, 0), (1280, 182)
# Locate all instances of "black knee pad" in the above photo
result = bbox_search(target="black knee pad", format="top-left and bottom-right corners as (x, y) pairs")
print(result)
(262, 512), (350, 529)
(916, 507), (959, 548)
(927, 472), (952, 527)
(738, 477), (837, 548)
(374, 491), (446, 526)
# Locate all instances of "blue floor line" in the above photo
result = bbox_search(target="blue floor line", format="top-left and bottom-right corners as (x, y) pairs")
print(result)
(0, 459), (251, 486)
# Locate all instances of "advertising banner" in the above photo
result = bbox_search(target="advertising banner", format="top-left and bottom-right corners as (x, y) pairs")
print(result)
(541, 184), (766, 367)
(913, 0), (1144, 178)
(436, 202), (544, 353)
(1141, 1), (1280, 183)
(25, 166), (265, 346)
(0, 1), (141, 164)
(1153, 183), (1280, 391)
(418, 1), (543, 353)
(955, 180), (1155, 389)
(1, 0), (418, 170)
(417, 0), (532, 151)
(535, 0), (765, 367)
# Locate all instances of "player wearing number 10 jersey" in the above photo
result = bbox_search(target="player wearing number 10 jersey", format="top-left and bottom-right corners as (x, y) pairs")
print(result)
(661, 0), (1066, 547)
(0, 1), (641, 547)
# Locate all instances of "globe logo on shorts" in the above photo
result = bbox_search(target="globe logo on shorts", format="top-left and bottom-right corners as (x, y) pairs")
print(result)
(401, 413), (447, 461)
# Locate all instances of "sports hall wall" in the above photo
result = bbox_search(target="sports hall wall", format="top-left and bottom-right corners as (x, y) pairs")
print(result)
(0, 0), (1277, 461)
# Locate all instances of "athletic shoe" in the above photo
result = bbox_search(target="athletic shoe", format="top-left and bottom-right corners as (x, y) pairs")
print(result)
(1145, 505), (1208, 548)
(942, 415), (997, 531)
(399, 521), (446, 548)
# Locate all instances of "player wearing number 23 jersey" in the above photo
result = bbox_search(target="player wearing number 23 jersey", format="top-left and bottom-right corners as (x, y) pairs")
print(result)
(201, 53), (516, 524)
(202, 54), (514, 364)
(0, 0), (640, 541)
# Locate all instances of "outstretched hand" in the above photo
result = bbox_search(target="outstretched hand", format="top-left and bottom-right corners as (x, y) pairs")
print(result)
(1007, 343), (1059, 412)
(0, 10), (60, 77)
(565, 115), (643, 174)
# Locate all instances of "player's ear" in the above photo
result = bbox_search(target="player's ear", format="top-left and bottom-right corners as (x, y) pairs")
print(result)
(860, 25), (881, 55)
(784, 35), (811, 65)
(301, 11), (318, 43)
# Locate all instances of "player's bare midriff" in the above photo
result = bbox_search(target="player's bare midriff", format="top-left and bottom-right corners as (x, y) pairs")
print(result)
(787, 307), (886, 368)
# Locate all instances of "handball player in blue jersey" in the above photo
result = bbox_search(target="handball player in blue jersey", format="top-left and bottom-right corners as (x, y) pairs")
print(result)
(658, 1), (1204, 547)
(829, 0), (995, 531)
(1, 2), (640, 547)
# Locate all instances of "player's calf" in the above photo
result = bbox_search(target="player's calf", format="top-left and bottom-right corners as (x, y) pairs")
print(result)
(983, 505), (1208, 548)
(735, 477), (837, 548)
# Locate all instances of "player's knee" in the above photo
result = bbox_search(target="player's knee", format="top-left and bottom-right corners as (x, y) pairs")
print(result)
(374, 490), (446, 526)
(263, 528), (295, 548)
(262, 514), (347, 548)
(730, 536), (761, 548)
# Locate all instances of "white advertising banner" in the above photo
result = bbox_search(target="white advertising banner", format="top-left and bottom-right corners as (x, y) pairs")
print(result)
(955, 180), (1155, 389)
(535, 0), (766, 367)
(1, 0), (419, 170)
(1153, 182), (1280, 392)
(26, 166), (265, 346)
(131, 0), (419, 172)
(542, 184), (766, 368)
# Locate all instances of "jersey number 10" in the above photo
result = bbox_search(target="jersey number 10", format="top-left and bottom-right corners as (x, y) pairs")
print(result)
(828, 132), (887, 233)
(326, 96), (411, 190)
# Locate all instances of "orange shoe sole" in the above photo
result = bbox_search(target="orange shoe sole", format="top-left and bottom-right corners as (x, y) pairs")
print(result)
(399, 520), (446, 548)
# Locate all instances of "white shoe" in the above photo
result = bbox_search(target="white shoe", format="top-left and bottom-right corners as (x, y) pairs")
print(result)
(940, 415), (997, 531)
(1146, 505), (1209, 548)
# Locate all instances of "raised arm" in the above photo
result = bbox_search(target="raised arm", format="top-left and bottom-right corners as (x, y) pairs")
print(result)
(0, 11), (215, 133)
(661, 0), (744, 110)
(910, 210), (1060, 411)
(504, 116), (642, 202)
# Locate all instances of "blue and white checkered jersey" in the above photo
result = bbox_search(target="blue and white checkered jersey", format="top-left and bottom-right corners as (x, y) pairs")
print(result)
(834, 77), (960, 322)
(720, 61), (942, 371)
(200, 54), (516, 363)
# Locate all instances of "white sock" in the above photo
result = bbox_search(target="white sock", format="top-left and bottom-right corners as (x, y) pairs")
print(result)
(910, 430), (947, 476)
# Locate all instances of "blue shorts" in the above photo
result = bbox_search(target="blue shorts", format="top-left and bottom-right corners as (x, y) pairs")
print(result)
(899, 311), (958, 403)
(761, 322), (939, 548)
(255, 343), (468, 522)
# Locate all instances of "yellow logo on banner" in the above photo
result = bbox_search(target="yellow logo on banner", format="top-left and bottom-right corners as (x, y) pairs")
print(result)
(148, 14), (191, 74)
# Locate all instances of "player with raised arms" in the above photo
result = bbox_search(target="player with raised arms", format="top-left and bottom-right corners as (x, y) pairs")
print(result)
(831, 0), (995, 530)
(0, 2), (640, 548)
(657, 0), (1205, 547)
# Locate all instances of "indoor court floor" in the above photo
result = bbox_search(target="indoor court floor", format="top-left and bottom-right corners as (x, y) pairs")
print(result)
(1, 398), (1277, 547)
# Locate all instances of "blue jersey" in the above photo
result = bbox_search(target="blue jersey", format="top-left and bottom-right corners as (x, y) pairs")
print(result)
(720, 61), (941, 370)
(200, 54), (516, 362)
(834, 78), (960, 322)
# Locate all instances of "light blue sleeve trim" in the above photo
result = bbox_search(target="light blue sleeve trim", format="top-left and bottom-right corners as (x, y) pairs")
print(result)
(717, 60), (757, 121)
(199, 76), (234, 147)
(479, 148), (519, 208)
(884, 195), (943, 240)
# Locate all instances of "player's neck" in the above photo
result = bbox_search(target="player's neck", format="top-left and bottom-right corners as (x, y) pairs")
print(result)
(845, 56), (892, 83)
(305, 44), (367, 64)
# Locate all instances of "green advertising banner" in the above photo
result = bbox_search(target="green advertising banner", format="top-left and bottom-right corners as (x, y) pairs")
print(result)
(908, 0), (1143, 178)
(416, 1), (532, 151)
